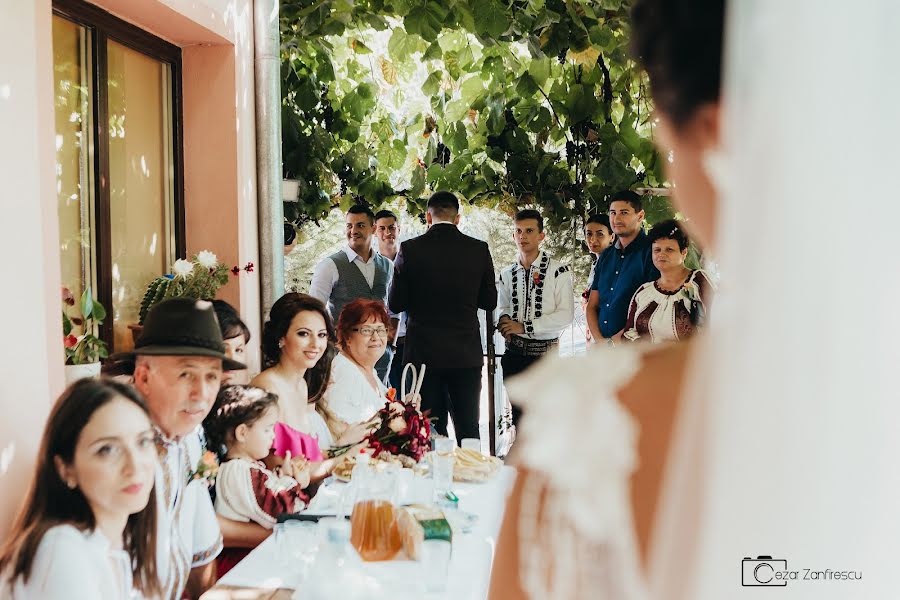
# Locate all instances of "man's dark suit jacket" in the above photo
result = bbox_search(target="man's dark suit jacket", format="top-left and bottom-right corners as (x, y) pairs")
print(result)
(388, 223), (497, 369)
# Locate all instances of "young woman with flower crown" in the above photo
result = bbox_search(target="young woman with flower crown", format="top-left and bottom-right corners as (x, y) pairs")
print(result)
(203, 385), (311, 576)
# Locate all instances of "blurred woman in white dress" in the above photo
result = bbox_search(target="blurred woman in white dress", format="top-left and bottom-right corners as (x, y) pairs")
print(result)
(490, 0), (726, 597)
(493, 0), (900, 598)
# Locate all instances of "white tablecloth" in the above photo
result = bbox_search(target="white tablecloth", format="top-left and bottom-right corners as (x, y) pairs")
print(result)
(218, 466), (516, 600)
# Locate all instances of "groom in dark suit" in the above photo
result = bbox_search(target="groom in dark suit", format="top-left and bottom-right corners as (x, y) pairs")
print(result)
(388, 191), (497, 443)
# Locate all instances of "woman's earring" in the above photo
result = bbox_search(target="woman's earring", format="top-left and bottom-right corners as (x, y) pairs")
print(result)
(67, 480), (76, 489)
(278, 340), (285, 349)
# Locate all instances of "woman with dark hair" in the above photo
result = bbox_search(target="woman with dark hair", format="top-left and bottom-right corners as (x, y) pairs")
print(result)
(622, 219), (713, 343)
(212, 299), (252, 385)
(0, 378), (159, 598)
(319, 299), (390, 445)
(252, 293), (334, 465)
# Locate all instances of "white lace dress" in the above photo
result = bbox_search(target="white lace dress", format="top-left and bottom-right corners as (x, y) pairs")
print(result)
(507, 346), (648, 600)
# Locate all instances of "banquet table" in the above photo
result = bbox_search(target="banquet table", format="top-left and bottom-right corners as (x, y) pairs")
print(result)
(203, 466), (516, 600)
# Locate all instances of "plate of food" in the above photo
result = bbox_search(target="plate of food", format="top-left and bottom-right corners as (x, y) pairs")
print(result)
(331, 453), (415, 482)
(452, 448), (503, 483)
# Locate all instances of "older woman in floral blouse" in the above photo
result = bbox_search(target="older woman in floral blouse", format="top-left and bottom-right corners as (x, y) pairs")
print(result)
(623, 219), (713, 343)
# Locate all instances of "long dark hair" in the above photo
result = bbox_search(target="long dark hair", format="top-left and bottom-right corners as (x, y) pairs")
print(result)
(0, 378), (159, 596)
(262, 292), (337, 405)
(630, 0), (724, 128)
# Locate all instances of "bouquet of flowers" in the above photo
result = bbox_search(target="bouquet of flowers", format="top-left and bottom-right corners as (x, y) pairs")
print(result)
(332, 389), (432, 464)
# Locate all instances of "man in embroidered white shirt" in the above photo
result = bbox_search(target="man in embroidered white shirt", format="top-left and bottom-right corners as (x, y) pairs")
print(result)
(122, 298), (247, 599)
(497, 209), (574, 426)
(309, 204), (394, 381)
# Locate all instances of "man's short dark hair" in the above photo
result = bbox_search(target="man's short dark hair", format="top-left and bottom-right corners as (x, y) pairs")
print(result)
(374, 209), (398, 222)
(426, 191), (459, 219)
(514, 209), (544, 232)
(347, 203), (376, 225)
(609, 190), (643, 212)
(585, 213), (612, 233)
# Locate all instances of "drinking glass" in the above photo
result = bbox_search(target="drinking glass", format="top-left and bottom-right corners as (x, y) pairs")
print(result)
(284, 520), (319, 586)
(432, 437), (455, 504)
(461, 438), (482, 452)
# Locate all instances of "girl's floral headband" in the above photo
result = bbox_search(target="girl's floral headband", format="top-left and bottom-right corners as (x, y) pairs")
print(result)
(216, 388), (272, 417)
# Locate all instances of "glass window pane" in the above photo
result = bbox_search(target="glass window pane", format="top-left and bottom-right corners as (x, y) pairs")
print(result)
(52, 16), (95, 312)
(106, 39), (175, 352)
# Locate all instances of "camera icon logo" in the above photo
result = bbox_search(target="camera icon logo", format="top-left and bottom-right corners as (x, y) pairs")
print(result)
(742, 556), (788, 586)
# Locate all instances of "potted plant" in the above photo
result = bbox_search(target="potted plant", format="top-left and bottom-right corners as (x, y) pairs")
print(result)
(130, 250), (233, 341)
(62, 286), (108, 384)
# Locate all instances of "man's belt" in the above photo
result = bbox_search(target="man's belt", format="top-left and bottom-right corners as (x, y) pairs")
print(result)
(507, 335), (559, 358)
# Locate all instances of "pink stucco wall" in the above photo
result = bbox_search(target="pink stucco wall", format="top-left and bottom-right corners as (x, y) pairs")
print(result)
(0, 0), (261, 537)
(0, 0), (63, 541)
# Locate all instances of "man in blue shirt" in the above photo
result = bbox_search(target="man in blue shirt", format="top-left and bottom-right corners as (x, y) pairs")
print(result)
(586, 190), (660, 343)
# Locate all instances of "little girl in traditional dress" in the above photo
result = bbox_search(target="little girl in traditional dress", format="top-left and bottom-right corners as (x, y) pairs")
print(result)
(203, 385), (311, 576)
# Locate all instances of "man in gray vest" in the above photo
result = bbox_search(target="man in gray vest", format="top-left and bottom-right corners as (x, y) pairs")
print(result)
(309, 204), (394, 381)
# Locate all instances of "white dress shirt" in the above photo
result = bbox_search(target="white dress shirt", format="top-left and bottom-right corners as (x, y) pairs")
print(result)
(308, 246), (391, 305)
(5, 525), (138, 599)
(497, 250), (575, 340)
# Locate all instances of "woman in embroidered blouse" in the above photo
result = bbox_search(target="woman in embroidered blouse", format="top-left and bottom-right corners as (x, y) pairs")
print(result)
(0, 379), (159, 599)
(204, 385), (310, 576)
(319, 299), (390, 443)
(623, 219), (713, 344)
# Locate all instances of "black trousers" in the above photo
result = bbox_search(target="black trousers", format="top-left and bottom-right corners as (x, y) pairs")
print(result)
(501, 352), (542, 426)
(418, 366), (482, 444)
(387, 339), (406, 391)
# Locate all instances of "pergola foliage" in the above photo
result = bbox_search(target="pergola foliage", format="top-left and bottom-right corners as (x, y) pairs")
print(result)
(280, 0), (667, 230)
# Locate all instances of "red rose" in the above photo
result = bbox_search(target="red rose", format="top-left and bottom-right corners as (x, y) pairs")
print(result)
(64, 334), (78, 349)
(231, 266), (240, 276)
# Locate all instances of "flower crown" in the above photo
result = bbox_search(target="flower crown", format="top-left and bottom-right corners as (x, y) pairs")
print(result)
(216, 387), (272, 417)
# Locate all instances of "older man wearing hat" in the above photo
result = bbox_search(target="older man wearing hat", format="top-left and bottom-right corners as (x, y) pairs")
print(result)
(120, 297), (246, 600)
